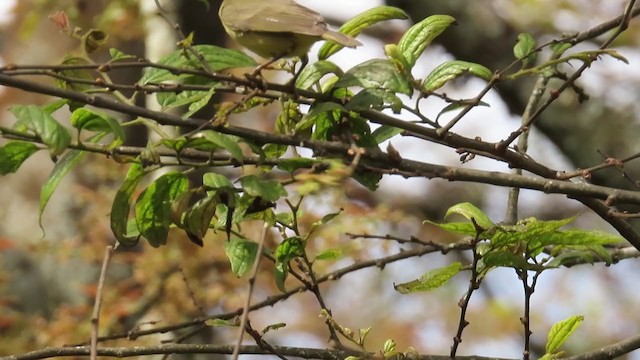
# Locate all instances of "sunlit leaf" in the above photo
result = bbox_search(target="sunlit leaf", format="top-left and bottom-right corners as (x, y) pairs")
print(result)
(394, 262), (462, 294)
(224, 237), (258, 277)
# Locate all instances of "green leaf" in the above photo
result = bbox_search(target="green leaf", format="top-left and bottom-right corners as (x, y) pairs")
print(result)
(55, 56), (96, 92)
(397, 15), (456, 68)
(40, 133), (105, 228)
(310, 210), (342, 234)
(295, 60), (343, 90)
(155, 76), (217, 118)
(436, 101), (490, 122)
(135, 172), (189, 247)
(275, 236), (305, 263)
(276, 158), (317, 173)
(551, 42), (572, 56)
(384, 43), (412, 76)
(372, 125), (404, 144)
(203, 172), (234, 189)
(424, 220), (477, 236)
(445, 202), (494, 230)
(10, 105), (71, 157)
(513, 32), (537, 66)
(481, 250), (533, 270)
(545, 315), (584, 354)
(394, 262), (462, 294)
(196, 130), (244, 164)
(422, 60), (493, 91)
(335, 59), (413, 95)
(111, 163), (146, 246)
(0, 141), (39, 175)
(540, 229), (621, 247)
(224, 238), (258, 277)
(109, 48), (136, 61)
(140, 45), (257, 84)
(182, 195), (218, 242)
(346, 88), (403, 113)
(315, 249), (343, 261)
(205, 318), (239, 327)
(70, 108), (125, 147)
(318, 6), (408, 60)
(262, 323), (286, 334)
(274, 261), (288, 292)
(240, 175), (287, 202)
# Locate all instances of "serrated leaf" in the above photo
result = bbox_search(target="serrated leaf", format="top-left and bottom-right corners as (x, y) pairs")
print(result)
(140, 45), (256, 84)
(422, 60), (492, 91)
(310, 210), (342, 234)
(295, 60), (343, 90)
(224, 238), (258, 277)
(0, 141), (39, 175)
(545, 315), (584, 354)
(318, 6), (408, 60)
(481, 250), (532, 270)
(445, 202), (494, 230)
(541, 229), (621, 247)
(135, 172), (189, 247)
(335, 59), (412, 95)
(397, 15), (456, 68)
(240, 175), (287, 202)
(394, 262), (462, 294)
(111, 163), (146, 246)
(10, 105), (71, 157)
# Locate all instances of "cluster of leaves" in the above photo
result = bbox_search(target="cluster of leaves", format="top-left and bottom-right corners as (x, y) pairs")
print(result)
(0, 4), (632, 357)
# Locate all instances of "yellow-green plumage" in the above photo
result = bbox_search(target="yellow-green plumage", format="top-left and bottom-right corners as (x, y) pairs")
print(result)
(219, 0), (361, 58)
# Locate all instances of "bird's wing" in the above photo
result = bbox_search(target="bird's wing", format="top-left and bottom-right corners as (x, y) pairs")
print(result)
(222, 1), (328, 36)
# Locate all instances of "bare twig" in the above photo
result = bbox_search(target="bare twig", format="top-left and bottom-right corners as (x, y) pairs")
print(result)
(90, 246), (114, 360)
(232, 223), (269, 360)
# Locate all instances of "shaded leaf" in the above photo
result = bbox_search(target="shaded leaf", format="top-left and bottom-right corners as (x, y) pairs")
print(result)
(135, 172), (189, 247)
(0, 141), (39, 175)
(240, 175), (287, 202)
(335, 59), (412, 95)
(140, 45), (256, 84)
(111, 163), (146, 246)
(295, 60), (343, 90)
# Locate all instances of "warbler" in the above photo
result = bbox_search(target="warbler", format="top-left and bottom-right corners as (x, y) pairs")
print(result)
(218, 0), (362, 58)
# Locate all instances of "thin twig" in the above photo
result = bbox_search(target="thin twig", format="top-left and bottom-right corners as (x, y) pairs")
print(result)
(90, 246), (114, 360)
(232, 223), (269, 360)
